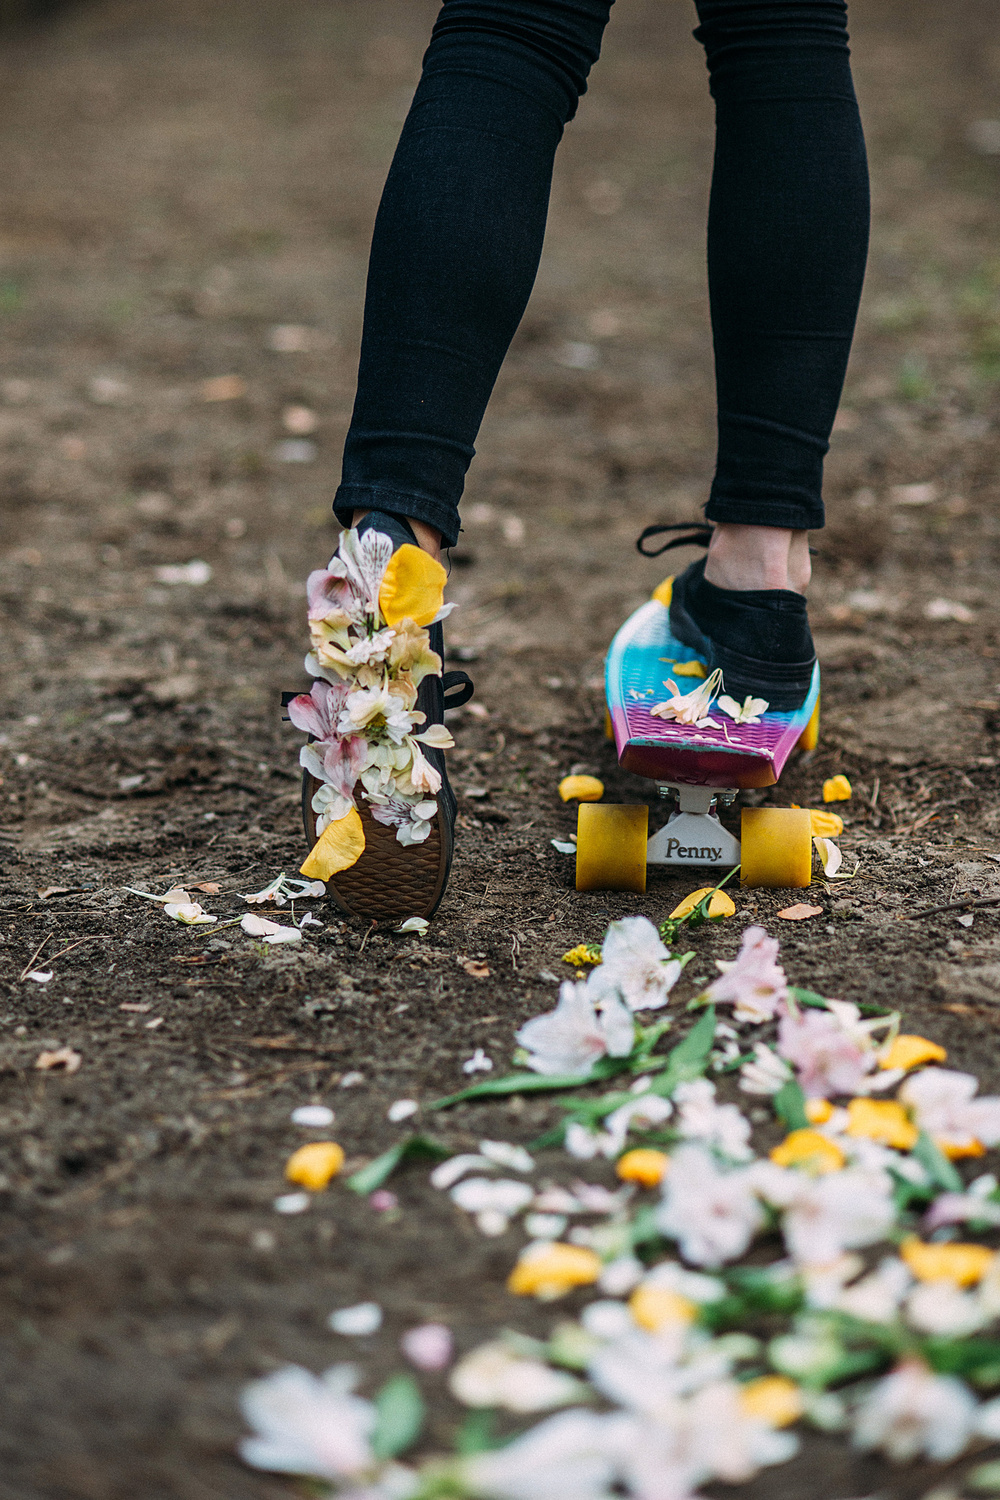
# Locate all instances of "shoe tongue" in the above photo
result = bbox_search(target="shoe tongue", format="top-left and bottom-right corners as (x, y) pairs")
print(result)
(355, 510), (417, 551)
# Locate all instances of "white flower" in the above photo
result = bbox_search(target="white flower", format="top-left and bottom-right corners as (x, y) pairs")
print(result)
(329, 1303), (383, 1336)
(650, 668), (724, 729)
(291, 1105), (335, 1128)
(463, 1049), (493, 1074)
(851, 1361), (977, 1462)
(673, 1078), (753, 1160)
(599, 1256), (645, 1296)
(703, 926), (788, 1023)
(239, 1363), (376, 1480)
(900, 1067), (1000, 1152)
(430, 1154), (492, 1190)
(586, 916), (683, 1012)
(754, 1163), (897, 1267)
(836, 1257), (912, 1323)
(242, 873), (326, 905)
(516, 982), (635, 1077)
(641, 1259), (726, 1306)
(309, 778), (355, 831)
(479, 1140), (534, 1173)
(718, 693), (769, 725)
(777, 1000), (892, 1098)
(449, 1177), (535, 1235)
(388, 1099), (418, 1122)
(335, 525), (394, 616)
(449, 1341), (585, 1414)
(739, 1043), (793, 1096)
(906, 1280), (987, 1337)
(164, 900), (217, 925)
(343, 627), (396, 666)
(463, 1409), (620, 1500)
(340, 684), (418, 743)
(656, 1145), (764, 1267)
(241, 913), (302, 943)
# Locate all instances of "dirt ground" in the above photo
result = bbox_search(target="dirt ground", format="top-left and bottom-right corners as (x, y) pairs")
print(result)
(1, 0), (1000, 1495)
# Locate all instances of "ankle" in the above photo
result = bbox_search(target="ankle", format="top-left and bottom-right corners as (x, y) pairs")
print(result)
(351, 509), (443, 564)
(704, 524), (810, 595)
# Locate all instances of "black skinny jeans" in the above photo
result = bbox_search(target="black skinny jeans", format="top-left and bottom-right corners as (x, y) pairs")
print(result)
(333, 0), (870, 550)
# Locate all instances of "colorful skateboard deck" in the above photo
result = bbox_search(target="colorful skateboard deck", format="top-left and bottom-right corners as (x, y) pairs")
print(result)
(605, 584), (820, 791)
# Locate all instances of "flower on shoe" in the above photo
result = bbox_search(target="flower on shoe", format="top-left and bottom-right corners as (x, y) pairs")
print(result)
(340, 683), (419, 743)
(673, 1078), (753, 1160)
(703, 925), (788, 1023)
(288, 677), (352, 741)
(388, 617), (442, 683)
(586, 915), (683, 1012)
(850, 1360), (978, 1463)
(650, 668), (723, 729)
(238, 1363), (378, 1481)
(516, 981), (635, 1077)
(899, 1067), (1000, 1156)
(396, 740), (442, 797)
(656, 1144), (765, 1267)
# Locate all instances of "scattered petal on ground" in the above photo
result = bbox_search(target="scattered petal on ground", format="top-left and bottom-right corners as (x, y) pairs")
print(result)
(35, 1047), (82, 1073)
(388, 1099), (418, 1123)
(328, 1302), (383, 1336)
(777, 904), (824, 921)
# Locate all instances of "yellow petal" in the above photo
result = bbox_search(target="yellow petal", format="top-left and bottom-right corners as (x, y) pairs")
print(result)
(845, 1097), (918, 1151)
(629, 1285), (697, 1333)
(769, 1129), (845, 1174)
(822, 775), (852, 803)
(900, 1236), (995, 1287)
(378, 544), (447, 628)
(880, 1034), (947, 1071)
(300, 808), (365, 879)
(285, 1141), (345, 1192)
(939, 1136), (987, 1160)
(667, 659), (708, 679)
(616, 1148), (670, 1187)
(804, 1098), (834, 1124)
(507, 1243), (602, 1300)
(558, 774), (604, 803)
(651, 577), (674, 607)
(739, 1376), (804, 1428)
(669, 887), (736, 921)
(806, 808), (844, 838)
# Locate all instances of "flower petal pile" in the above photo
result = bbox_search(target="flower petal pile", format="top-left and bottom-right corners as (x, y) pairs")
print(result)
(291, 527), (454, 876)
(239, 918), (1000, 1498)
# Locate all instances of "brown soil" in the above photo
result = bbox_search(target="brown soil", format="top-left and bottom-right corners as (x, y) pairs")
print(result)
(1, 1), (1000, 1495)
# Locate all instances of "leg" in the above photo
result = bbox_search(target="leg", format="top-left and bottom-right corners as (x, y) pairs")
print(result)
(693, 0), (870, 592)
(334, 0), (615, 553)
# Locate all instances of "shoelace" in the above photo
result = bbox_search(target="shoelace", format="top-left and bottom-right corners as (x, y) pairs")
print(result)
(636, 522), (713, 557)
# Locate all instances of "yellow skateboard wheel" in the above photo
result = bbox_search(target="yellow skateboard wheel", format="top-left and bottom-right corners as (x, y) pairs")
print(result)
(797, 695), (820, 753)
(604, 707), (614, 741)
(740, 807), (812, 889)
(576, 803), (648, 893)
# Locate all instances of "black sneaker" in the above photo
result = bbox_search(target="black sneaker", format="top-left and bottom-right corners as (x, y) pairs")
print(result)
(637, 524), (816, 713)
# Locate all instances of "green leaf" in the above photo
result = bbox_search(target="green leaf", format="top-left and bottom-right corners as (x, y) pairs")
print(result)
(924, 1337), (1000, 1377)
(429, 1048), (643, 1109)
(346, 1134), (450, 1195)
(967, 1462), (1000, 1493)
(454, 1408), (499, 1456)
(773, 1080), (809, 1131)
(912, 1130), (963, 1193)
(371, 1373), (425, 1460)
(647, 1006), (717, 1096)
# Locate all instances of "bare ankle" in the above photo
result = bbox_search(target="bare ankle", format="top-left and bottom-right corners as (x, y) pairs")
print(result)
(704, 524), (810, 595)
(350, 509), (443, 564)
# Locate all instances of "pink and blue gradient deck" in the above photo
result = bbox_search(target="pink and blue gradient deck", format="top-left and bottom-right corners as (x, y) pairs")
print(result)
(606, 594), (820, 789)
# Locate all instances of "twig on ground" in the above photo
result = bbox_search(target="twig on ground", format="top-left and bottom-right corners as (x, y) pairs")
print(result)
(18, 932), (53, 981)
(902, 895), (1000, 920)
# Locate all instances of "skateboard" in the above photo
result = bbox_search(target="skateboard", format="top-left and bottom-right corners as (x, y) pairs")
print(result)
(576, 576), (821, 893)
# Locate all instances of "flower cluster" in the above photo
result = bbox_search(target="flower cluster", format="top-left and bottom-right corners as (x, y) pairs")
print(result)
(238, 920), (1000, 1498)
(290, 527), (455, 870)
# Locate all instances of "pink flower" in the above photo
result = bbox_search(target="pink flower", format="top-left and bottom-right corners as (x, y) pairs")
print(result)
(401, 1323), (454, 1372)
(777, 1006), (871, 1098)
(900, 1068), (1000, 1153)
(703, 926), (788, 1023)
(288, 679), (351, 742)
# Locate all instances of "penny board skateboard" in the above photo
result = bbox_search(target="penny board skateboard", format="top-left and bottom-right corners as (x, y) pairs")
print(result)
(575, 577), (820, 893)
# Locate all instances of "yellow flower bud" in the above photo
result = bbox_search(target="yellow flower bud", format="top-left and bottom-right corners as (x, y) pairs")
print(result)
(669, 887), (736, 921)
(879, 1034), (947, 1071)
(739, 1375), (804, 1428)
(558, 775), (605, 803)
(769, 1129), (845, 1175)
(629, 1284), (697, 1333)
(822, 774), (852, 803)
(845, 1098), (918, 1151)
(900, 1237), (995, 1287)
(507, 1243), (602, 1300)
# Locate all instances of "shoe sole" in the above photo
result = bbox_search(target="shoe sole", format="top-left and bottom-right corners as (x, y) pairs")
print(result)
(301, 770), (453, 923)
